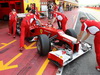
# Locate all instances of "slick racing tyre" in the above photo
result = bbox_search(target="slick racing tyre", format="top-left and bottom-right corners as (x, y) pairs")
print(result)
(37, 34), (51, 56)
(65, 29), (77, 38)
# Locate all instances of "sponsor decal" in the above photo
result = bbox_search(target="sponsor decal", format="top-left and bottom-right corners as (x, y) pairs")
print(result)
(63, 38), (72, 43)
(62, 51), (66, 54)
(44, 30), (51, 33)
(59, 56), (63, 58)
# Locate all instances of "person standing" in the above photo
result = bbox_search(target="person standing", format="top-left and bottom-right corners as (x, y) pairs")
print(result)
(8, 9), (17, 38)
(26, 4), (31, 12)
(58, 2), (64, 13)
(31, 3), (40, 19)
(50, 11), (68, 32)
(47, 1), (53, 19)
(53, 2), (58, 12)
(76, 17), (100, 71)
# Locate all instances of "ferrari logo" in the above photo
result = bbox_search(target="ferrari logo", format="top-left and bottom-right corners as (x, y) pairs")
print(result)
(40, 29), (43, 34)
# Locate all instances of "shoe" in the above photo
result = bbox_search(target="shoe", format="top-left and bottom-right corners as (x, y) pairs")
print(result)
(19, 47), (24, 52)
(13, 36), (16, 38)
(8, 33), (11, 35)
(96, 66), (100, 71)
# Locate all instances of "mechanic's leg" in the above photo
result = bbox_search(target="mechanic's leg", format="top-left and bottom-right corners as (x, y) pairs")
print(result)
(61, 20), (67, 32)
(94, 34), (100, 69)
(26, 26), (31, 37)
(13, 21), (17, 38)
(57, 21), (62, 29)
(20, 27), (25, 51)
(8, 20), (13, 35)
(48, 11), (51, 19)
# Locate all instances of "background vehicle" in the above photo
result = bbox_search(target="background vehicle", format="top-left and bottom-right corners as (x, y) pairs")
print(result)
(0, 1), (23, 21)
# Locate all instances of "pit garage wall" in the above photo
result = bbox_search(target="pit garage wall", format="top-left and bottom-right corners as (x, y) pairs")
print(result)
(23, 0), (40, 13)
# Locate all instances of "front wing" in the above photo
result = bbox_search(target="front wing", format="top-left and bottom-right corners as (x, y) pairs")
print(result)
(48, 42), (92, 67)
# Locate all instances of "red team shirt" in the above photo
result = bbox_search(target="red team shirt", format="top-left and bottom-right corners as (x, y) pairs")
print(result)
(81, 20), (100, 35)
(9, 12), (17, 21)
(53, 11), (68, 22)
(54, 5), (58, 11)
(22, 13), (37, 27)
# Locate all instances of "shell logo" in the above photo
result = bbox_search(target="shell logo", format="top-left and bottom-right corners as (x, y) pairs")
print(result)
(40, 29), (43, 34)
(59, 56), (63, 58)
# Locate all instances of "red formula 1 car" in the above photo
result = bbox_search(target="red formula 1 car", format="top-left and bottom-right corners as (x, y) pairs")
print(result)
(17, 19), (92, 67)
(34, 25), (92, 67)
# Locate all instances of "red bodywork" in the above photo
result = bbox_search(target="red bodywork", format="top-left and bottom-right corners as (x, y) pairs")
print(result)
(29, 25), (79, 52)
